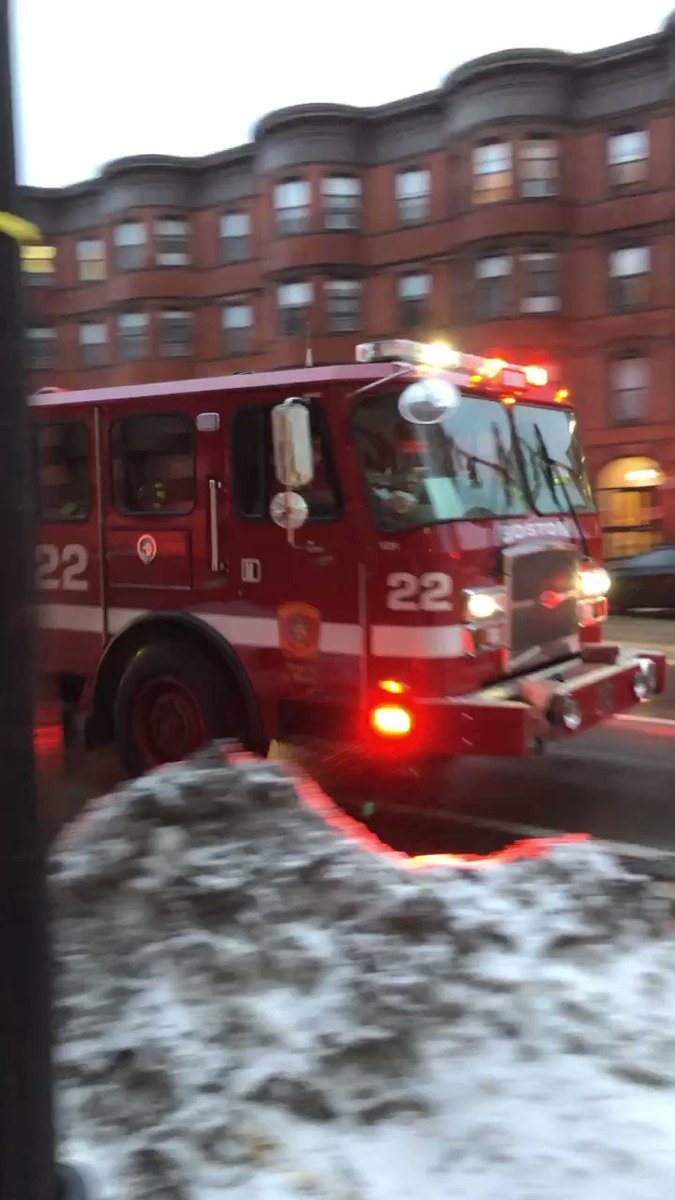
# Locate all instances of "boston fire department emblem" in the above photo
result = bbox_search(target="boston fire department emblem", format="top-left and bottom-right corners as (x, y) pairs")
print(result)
(277, 601), (321, 659)
(137, 534), (157, 565)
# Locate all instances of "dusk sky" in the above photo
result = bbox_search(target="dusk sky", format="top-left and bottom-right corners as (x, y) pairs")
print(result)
(12, 0), (675, 187)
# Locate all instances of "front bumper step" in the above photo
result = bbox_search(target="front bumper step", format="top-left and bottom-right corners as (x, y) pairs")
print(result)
(421, 646), (667, 757)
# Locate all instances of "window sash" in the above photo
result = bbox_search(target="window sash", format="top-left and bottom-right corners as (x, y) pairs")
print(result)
(114, 223), (146, 246)
(110, 414), (195, 515)
(278, 282), (313, 308)
(474, 142), (512, 175)
(608, 131), (648, 165)
(396, 170), (430, 199)
(26, 328), (56, 368)
(159, 313), (192, 356)
(476, 255), (511, 279)
(398, 274), (431, 299)
(118, 314), (149, 360)
(325, 282), (361, 332)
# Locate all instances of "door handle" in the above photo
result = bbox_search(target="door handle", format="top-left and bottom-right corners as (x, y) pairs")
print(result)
(208, 478), (224, 572)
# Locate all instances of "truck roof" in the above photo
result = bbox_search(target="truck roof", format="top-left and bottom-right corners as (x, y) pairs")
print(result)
(29, 361), (405, 411)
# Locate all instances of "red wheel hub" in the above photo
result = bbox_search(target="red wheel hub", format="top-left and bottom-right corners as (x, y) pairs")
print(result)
(132, 676), (206, 767)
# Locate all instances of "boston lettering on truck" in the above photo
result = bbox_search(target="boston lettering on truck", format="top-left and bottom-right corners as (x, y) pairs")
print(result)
(30, 338), (666, 780)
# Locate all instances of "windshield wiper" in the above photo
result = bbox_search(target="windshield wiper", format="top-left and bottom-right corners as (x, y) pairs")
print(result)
(533, 423), (590, 559)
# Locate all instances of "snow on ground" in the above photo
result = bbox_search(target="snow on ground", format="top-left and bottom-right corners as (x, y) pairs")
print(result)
(51, 746), (675, 1199)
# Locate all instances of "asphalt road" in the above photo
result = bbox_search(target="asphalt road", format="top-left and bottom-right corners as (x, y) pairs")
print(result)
(44, 615), (675, 873)
(340, 617), (675, 871)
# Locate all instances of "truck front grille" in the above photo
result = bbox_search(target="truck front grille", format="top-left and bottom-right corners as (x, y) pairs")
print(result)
(505, 544), (579, 671)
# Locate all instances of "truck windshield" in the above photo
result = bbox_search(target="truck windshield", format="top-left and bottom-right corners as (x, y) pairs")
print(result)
(352, 391), (530, 532)
(513, 405), (595, 515)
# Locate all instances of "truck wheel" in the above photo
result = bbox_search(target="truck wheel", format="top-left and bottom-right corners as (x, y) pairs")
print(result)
(114, 640), (245, 777)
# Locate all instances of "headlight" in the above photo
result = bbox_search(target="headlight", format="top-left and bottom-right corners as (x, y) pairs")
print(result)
(633, 657), (657, 702)
(466, 591), (501, 621)
(578, 567), (611, 597)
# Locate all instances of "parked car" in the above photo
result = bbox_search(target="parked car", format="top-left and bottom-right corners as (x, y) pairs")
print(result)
(609, 546), (675, 613)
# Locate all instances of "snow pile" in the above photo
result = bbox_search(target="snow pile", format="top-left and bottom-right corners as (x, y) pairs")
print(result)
(51, 747), (675, 1199)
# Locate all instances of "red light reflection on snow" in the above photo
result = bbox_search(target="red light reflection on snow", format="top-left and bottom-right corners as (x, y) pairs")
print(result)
(271, 755), (592, 871)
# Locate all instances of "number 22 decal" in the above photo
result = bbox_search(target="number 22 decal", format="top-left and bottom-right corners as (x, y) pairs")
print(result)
(386, 571), (452, 612)
(35, 544), (89, 592)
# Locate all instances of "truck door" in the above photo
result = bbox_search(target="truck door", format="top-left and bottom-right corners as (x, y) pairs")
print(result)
(226, 398), (361, 721)
(103, 408), (204, 628)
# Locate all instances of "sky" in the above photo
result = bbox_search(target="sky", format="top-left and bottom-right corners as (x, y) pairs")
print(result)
(12, 0), (675, 188)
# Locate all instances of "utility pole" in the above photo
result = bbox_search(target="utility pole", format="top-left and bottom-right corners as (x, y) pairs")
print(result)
(0, 3), (86, 1197)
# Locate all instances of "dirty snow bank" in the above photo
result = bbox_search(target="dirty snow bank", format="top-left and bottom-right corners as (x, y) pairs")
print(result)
(51, 748), (675, 1199)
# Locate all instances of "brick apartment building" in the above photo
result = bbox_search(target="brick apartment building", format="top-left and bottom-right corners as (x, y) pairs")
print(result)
(19, 13), (675, 557)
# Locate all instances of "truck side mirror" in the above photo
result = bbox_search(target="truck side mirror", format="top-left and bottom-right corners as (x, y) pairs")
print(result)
(271, 398), (314, 488)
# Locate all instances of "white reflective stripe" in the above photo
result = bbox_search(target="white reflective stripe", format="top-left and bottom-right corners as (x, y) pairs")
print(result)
(371, 624), (464, 659)
(199, 614), (279, 648)
(38, 603), (103, 633)
(320, 623), (362, 655)
(37, 603), (362, 655)
(107, 607), (145, 635)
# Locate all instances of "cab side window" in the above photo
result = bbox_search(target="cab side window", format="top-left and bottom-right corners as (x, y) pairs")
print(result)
(34, 421), (90, 521)
(232, 404), (341, 521)
(111, 413), (195, 515)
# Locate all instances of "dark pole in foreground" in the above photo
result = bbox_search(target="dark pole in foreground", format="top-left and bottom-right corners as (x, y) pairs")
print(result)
(0, 5), (85, 1198)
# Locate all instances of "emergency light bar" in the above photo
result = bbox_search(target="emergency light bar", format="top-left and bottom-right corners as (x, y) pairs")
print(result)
(355, 339), (550, 392)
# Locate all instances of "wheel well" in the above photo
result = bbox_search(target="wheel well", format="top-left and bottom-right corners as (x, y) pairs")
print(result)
(87, 615), (266, 751)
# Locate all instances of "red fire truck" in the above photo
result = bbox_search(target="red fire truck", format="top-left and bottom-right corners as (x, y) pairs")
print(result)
(31, 338), (666, 778)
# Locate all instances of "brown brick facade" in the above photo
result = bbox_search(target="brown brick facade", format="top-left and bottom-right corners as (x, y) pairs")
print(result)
(20, 17), (675, 555)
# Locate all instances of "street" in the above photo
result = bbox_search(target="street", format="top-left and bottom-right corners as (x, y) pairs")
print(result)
(340, 616), (675, 871)
(46, 615), (675, 873)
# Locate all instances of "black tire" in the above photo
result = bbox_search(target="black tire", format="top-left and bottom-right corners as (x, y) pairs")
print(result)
(114, 639), (246, 777)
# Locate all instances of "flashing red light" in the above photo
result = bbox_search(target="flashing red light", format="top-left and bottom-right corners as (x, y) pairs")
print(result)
(524, 365), (548, 387)
(378, 679), (406, 695)
(370, 703), (414, 738)
(484, 357), (507, 379)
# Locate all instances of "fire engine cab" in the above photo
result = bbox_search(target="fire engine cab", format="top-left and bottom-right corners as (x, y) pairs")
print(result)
(31, 339), (666, 777)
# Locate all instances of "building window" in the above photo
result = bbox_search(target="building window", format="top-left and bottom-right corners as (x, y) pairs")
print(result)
(278, 281), (313, 336)
(26, 327), (56, 369)
(520, 137), (558, 198)
(596, 455), (663, 559)
(21, 244), (56, 285)
(610, 246), (649, 310)
(395, 169), (430, 225)
(274, 179), (311, 236)
(608, 131), (649, 186)
(476, 254), (512, 319)
(521, 251), (560, 313)
(398, 273), (430, 331)
(79, 322), (108, 366)
(222, 303), (253, 355)
(111, 413), (195, 515)
(34, 422), (90, 522)
(322, 176), (361, 230)
(77, 238), (106, 282)
(325, 280), (361, 332)
(155, 217), (190, 266)
(473, 142), (512, 204)
(220, 212), (251, 262)
(232, 404), (341, 521)
(159, 310), (192, 357)
(114, 221), (147, 271)
(117, 312), (149, 361)
(610, 357), (649, 424)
